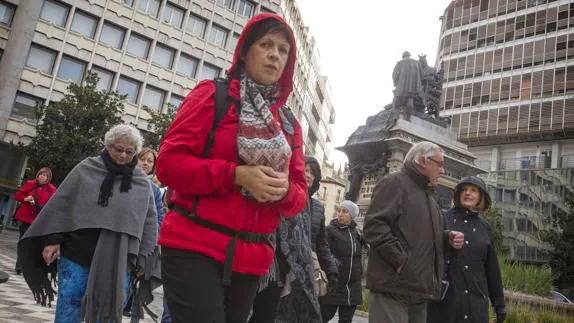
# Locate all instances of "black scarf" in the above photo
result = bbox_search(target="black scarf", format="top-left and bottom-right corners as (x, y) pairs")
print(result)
(98, 150), (136, 207)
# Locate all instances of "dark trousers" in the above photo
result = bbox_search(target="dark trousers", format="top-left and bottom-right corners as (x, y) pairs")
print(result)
(248, 282), (282, 323)
(162, 248), (259, 323)
(321, 304), (357, 323)
(15, 222), (31, 271)
(368, 292), (426, 323)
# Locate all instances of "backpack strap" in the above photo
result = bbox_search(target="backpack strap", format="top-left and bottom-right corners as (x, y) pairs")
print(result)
(203, 77), (230, 157)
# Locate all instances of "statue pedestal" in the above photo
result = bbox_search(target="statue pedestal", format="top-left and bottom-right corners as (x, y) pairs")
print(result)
(339, 112), (485, 218)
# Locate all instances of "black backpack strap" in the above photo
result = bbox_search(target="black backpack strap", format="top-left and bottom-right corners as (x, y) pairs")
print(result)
(202, 78), (230, 157)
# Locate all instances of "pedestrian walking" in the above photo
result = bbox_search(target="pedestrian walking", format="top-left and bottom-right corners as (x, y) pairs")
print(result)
(156, 12), (306, 323)
(123, 147), (170, 322)
(250, 157), (338, 323)
(18, 124), (160, 323)
(363, 141), (465, 323)
(13, 167), (56, 274)
(320, 200), (364, 323)
(427, 176), (505, 323)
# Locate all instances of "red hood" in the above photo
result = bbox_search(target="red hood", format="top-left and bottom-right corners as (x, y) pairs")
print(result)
(227, 13), (297, 107)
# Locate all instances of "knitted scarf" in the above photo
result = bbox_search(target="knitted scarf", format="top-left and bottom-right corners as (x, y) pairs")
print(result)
(237, 75), (292, 173)
(98, 150), (137, 207)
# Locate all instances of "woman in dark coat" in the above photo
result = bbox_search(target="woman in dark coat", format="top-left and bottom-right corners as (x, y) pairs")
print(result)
(320, 200), (364, 323)
(428, 176), (506, 323)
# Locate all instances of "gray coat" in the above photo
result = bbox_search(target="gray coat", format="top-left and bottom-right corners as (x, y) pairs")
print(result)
(363, 164), (448, 301)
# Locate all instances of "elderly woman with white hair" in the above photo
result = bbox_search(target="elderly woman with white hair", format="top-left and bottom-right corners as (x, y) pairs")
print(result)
(18, 124), (160, 323)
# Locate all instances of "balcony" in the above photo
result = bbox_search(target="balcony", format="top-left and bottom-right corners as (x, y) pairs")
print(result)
(499, 156), (551, 171)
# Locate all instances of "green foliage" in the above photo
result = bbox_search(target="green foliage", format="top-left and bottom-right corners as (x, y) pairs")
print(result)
(483, 206), (508, 255)
(499, 255), (554, 297)
(12, 72), (124, 184)
(542, 193), (574, 291)
(141, 103), (177, 151)
(358, 290), (368, 312)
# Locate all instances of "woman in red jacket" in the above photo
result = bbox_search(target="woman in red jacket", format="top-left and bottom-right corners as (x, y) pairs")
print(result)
(156, 13), (306, 323)
(13, 167), (56, 274)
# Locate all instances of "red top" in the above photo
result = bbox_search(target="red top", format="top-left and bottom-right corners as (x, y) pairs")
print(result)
(156, 13), (306, 275)
(14, 180), (57, 224)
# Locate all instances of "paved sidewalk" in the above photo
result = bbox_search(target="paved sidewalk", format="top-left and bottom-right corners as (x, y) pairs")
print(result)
(0, 229), (367, 322)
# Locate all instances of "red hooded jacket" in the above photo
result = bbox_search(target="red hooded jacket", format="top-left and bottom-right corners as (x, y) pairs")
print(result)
(156, 14), (306, 275)
(14, 168), (57, 224)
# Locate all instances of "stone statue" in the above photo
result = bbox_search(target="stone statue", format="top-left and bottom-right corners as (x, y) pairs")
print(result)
(391, 51), (445, 122)
(392, 51), (425, 120)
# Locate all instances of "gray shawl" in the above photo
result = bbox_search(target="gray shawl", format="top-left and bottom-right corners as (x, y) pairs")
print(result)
(19, 156), (160, 322)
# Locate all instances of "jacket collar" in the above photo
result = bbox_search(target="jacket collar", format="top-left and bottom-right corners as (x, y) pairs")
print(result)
(402, 163), (430, 189)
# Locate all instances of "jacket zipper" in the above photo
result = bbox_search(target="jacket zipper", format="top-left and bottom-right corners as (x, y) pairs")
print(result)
(346, 228), (355, 305)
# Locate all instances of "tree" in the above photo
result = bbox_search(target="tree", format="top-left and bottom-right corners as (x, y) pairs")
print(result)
(12, 73), (124, 184)
(483, 206), (508, 255)
(542, 193), (574, 291)
(141, 104), (177, 151)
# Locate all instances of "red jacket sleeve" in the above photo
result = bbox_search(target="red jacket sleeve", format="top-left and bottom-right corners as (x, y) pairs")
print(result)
(273, 117), (307, 217)
(14, 180), (35, 203)
(156, 81), (237, 196)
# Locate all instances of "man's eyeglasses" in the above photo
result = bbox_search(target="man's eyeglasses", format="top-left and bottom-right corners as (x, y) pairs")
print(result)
(427, 157), (445, 168)
(109, 144), (136, 156)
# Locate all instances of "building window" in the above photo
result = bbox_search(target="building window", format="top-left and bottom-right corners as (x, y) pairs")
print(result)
(138, 0), (160, 18)
(0, 1), (16, 27)
(57, 56), (86, 83)
(216, 0), (235, 10)
(126, 33), (151, 59)
(26, 45), (57, 74)
(162, 3), (184, 28)
(186, 14), (206, 38)
(153, 43), (175, 69)
(169, 94), (184, 109)
(200, 63), (220, 80)
(260, 6), (273, 13)
(40, 0), (70, 27)
(11, 92), (43, 122)
(142, 86), (165, 112)
(229, 33), (240, 51)
(176, 53), (198, 78)
(117, 76), (141, 103)
(209, 24), (228, 48)
(99, 22), (126, 49)
(91, 66), (114, 91)
(238, 0), (255, 18)
(0, 48), (3, 61)
(119, 0), (134, 7)
(70, 11), (98, 39)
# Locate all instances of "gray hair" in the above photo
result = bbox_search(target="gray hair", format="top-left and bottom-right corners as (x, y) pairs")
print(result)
(104, 124), (143, 153)
(404, 141), (444, 165)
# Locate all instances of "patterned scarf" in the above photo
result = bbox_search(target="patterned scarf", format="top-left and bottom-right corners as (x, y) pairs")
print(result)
(237, 75), (292, 174)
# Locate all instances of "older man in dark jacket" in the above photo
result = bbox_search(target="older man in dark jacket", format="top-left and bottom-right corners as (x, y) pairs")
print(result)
(364, 141), (465, 323)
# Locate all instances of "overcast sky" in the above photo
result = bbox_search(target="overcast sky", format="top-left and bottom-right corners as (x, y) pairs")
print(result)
(296, 0), (454, 167)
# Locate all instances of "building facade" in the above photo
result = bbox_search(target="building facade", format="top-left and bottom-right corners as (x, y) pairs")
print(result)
(0, 0), (336, 228)
(281, 0), (336, 166)
(316, 161), (346, 224)
(437, 0), (574, 263)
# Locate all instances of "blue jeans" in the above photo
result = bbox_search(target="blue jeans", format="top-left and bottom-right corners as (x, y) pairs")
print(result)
(161, 295), (171, 323)
(55, 256), (131, 323)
